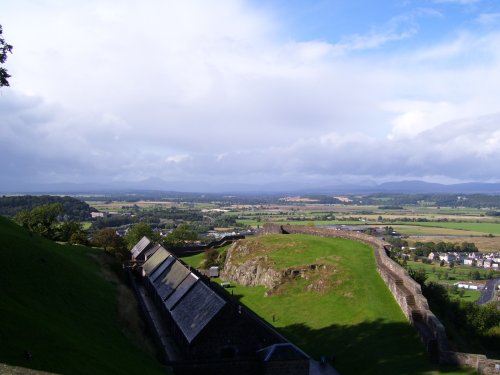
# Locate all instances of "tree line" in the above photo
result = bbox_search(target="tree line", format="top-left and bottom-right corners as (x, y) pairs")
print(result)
(0, 195), (94, 221)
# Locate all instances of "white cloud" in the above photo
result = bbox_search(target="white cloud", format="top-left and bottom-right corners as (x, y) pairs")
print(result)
(433, 0), (480, 4)
(2, 0), (500, 189)
(476, 12), (500, 25)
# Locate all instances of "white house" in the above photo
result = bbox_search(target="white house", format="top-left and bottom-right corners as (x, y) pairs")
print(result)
(455, 282), (484, 290)
(463, 258), (474, 266)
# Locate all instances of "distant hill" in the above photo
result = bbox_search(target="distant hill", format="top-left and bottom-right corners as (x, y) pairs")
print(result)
(0, 217), (165, 375)
(0, 195), (95, 220)
(2, 179), (500, 195)
(375, 181), (500, 194)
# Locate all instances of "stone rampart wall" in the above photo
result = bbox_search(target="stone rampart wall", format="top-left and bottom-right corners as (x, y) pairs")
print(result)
(257, 224), (500, 374)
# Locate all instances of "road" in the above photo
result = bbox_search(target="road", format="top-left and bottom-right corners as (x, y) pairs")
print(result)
(476, 277), (500, 305)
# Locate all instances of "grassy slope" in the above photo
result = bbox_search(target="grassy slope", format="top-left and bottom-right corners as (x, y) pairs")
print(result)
(0, 217), (165, 375)
(191, 234), (474, 375)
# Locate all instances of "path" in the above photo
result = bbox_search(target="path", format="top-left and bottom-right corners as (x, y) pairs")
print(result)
(476, 277), (500, 305)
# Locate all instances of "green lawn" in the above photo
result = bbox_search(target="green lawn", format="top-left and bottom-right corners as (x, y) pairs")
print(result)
(180, 250), (206, 268)
(0, 217), (165, 375)
(215, 234), (474, 375)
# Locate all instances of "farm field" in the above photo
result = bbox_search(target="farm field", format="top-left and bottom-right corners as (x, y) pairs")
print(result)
(86, 200), (218, 212)
(390, 224), (487, 237)
(183, 234), (474, 375)
(398, 221), (500, 235)
(0, 217), (166, 375)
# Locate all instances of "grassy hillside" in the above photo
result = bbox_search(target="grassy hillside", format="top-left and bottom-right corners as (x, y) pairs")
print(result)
(0, 216), (165, 375)
(205, 234), (475, 375)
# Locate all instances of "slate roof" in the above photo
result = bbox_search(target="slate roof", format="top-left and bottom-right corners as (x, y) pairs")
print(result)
(155, 260), (191, 301)
(131, 236), (153, 260)
(164, 273), (199, 311)
(143, 243), (161, 261)
(171, 281), (226, 343)
(142, 246), (171, 276)
(149, 255), (175, 284)
(257, 343), (309, 362)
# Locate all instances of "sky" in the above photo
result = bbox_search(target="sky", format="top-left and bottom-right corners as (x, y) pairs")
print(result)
(1, 0), (500, 192)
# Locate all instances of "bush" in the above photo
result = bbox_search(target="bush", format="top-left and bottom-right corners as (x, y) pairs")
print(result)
(204, 249), (219, 268)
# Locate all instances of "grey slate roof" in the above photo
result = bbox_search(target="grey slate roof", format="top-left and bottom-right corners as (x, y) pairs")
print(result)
(142, 246), (171, 276)
(143, 243), (161, 261)
(164, 273), (199, 311)
(149, 255), (175, 284)
(257, 343), (309, 361)
(131, 236), (152, 259)
(171, 281), (226, 343)
(154, 260), (190, 301)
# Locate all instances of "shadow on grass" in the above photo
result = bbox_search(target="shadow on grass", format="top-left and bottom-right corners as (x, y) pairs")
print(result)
(278, 320), (475, 375)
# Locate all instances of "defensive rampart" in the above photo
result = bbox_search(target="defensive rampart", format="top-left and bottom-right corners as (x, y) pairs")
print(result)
(258, 224), (500, 374)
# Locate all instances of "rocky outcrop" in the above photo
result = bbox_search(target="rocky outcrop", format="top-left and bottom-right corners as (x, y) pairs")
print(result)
(221, 240), (334, 294)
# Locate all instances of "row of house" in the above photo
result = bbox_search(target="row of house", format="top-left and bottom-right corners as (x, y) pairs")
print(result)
(129, 237), (310, 375)
(428, 251), (500, 269)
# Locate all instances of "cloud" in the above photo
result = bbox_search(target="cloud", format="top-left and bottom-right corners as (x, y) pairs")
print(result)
(2, 0), (500, 189)
(476, 12), (500, 25)
(433, 0), (480, 4)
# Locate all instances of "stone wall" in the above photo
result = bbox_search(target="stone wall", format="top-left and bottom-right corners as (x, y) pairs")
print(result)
(254, 224), (500, 374)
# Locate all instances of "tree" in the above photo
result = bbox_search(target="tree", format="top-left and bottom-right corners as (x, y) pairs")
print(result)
(92, 228), (126, 254)
(204, 249), (219, 268)
(124, 222), (155, 250)
(0, 25), (13, 87)
(15, 203), (63, 239)
(408, 267), (427, 285)
(56, 220), (85, 242)
(162, 224), (198, 248)
(470, 270), (481, 280)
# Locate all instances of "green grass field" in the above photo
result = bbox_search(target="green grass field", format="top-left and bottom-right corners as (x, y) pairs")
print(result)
(0, 217), (165, 375)
(186, 234), (474, 375)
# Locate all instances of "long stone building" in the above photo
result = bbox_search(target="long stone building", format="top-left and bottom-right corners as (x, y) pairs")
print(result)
(129, 236), (310, 375)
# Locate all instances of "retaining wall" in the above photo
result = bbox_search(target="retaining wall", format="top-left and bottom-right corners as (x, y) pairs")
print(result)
(259, 224), (500, 374)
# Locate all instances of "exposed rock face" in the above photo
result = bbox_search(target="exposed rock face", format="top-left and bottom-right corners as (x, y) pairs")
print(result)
(221, 240), (334, 294)
(221, 241), (281, 289)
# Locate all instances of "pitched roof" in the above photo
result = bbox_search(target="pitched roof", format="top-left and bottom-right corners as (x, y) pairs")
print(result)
(164, 273), (199, 310)
(130, 236), (153, 259)
(154, 260), (191, 301)
(142, 246), (171, 276)
(171, 281), (226, 343)
(149, 255), (175, 284)
(144, 243), (162, 260)
(257, 343), (309, 362)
